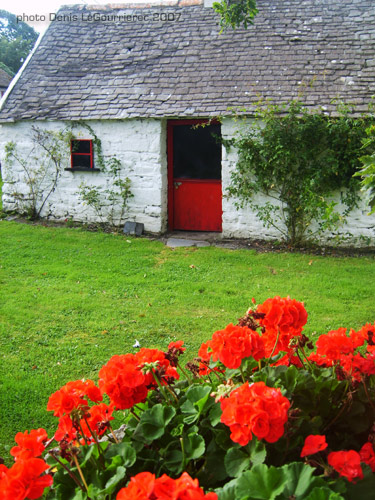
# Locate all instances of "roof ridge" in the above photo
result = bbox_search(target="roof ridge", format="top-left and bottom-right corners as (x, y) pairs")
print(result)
(61, 0), (203, 10)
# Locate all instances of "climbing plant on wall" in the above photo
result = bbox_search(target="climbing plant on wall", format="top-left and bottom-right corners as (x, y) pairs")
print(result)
(226, 100), (369, 246)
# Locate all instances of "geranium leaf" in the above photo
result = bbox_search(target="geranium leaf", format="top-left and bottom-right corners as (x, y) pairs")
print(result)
(246, 438), (266, 466)
(102, 466), (126, 494)
(138, 404), (176, 442)
(235, 464), (287, 500)
(216, 478), (238, 500)
(281, 462), (326, 499)
(225, 447), (250, 477)
(105, 442), (136, 468)
(345, 464), (375, 500)
(184, 433), (205, 460)
(305, 487), (345, 500)
(209, 402), (222, 426)
(164, 448), (184, 474)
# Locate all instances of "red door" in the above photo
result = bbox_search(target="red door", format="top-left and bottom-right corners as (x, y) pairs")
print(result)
(167, 120), (222, 232)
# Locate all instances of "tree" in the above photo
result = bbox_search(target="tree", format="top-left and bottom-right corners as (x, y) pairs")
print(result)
(213, 0), (258, 31)
(0, 10), (38, 74)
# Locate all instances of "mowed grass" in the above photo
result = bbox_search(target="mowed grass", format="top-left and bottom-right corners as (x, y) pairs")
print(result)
(0, 220), (375, 462)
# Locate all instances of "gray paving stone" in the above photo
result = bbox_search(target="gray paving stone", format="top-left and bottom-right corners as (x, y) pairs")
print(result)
(166, 238), (210, 247)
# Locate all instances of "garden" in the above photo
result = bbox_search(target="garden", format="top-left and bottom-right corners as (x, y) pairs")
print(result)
(1, 219), (375, 499)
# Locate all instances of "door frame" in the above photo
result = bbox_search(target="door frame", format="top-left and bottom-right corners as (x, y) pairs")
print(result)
(167, 118), (221, 231)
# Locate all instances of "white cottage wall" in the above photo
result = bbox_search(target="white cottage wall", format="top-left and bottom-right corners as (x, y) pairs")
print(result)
(0, 119), (168, 233)
(1, 117), (375, 245)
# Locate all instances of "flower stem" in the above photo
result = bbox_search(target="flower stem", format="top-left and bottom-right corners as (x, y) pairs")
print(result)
(177, 361), (193, 384)
(83, 417), (105, 467)
(49, 451), (85, 491)
(108, 424), (120, 444)
(151, 371), (172, 404)
(72, 453), (89, 493)
(268, 328), (280, 361)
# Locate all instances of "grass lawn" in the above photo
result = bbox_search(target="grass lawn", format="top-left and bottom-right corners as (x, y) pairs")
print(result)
(0, 220), (375, 463)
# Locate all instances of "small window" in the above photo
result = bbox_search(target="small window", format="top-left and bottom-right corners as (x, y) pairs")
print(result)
(71, 139), (94, 169)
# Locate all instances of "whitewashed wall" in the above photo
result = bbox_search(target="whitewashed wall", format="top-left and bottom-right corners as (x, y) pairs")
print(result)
(1, 117), (375, 246)
(0, 119), (168, 233)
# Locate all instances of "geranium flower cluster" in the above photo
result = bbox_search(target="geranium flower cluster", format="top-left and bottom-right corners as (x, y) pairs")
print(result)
(0, 429), (52, 500)
(99, 347), (179, 410)
(308, 323), (375, 381)
(301, 435), (375, 482)
(197, 296), (307, 373)
(220, 381), (291, 445)
(255, 296), (308, 357)
(116, 471), (217, 500)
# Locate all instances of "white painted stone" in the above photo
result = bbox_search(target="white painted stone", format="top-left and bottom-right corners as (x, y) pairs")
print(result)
(0, 119), (168, 232)
(1, 117), (375, 245)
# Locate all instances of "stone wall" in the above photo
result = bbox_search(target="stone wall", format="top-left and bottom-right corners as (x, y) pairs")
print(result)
(0, 119), (168, 233)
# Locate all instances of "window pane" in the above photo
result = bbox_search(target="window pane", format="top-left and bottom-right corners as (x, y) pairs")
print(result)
(71, 140), (91, 154)
(173, 124), (221, 180)
(72, 154), (91, 168)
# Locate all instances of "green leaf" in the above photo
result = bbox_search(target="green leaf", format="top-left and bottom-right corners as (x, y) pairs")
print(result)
(104, 442), (136, 468)
(345, 464), (375, 500)
(246, 438), (266, 466)
(164, 448), (183, 474)
(184, 433), (205, 460)
(209, 402), (222, 427)
(281, 462), (326, 499)
(181, 385), (213, 424)
(138, 404), (176, 442)
(235, 464), (287, 500)
(102, 466), (126, 495)
(225, 447), (250, 477)
(306, 487), (345, 500)
(216, 478), (238, 500)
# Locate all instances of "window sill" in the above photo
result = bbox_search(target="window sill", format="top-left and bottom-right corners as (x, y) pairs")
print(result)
(65, 168), (101, 172)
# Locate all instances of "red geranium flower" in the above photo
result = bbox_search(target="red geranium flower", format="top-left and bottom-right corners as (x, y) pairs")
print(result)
(168, 340), (186, 353)
(99, 349), (179, 410)
(209, 324), (265, 369)
(0, 458), (53, 500)
(220, 381), (290, 446)
(116, 471), (217, 500)
(47, 379), (102, 417)
(256, 296), (308, 336)
(328, 450), (364, 482)
(315, 328), (354, 361)
(300, 435), (328, 457)
(54, 414), (78, 443)
(81, 402), (115, 438)
(360, 442), (375, 472)
(10, 429), (48, 462)
(99, 353), (149, 410)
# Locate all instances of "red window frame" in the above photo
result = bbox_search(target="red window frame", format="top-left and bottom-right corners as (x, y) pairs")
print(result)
(70, 139), (94, 169)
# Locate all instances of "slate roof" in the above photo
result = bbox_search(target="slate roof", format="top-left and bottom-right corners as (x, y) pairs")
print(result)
(1, 0), (375, 122)
(0, 68), (12, 89)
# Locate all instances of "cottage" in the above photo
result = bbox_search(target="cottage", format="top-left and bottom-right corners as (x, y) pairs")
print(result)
(1, 0), (375, 243)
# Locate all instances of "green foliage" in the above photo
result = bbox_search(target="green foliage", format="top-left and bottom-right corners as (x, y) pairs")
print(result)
(213, 0), (258, 31)
(354, 124), (375, 213)
(77, 156), (133, 227)
(226, 100), (367, 246)
(0, 10), (38, 73)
